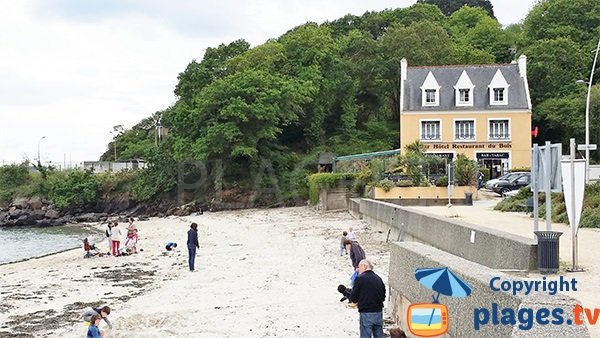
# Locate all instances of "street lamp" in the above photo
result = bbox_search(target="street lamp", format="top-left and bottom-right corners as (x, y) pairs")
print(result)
(576, 36), (600, 183)
(37, 136), (46, 164)
(110, 125), (124, 161)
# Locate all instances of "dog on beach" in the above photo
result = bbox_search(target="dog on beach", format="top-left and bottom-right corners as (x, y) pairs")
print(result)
(337, 284), (352, 302)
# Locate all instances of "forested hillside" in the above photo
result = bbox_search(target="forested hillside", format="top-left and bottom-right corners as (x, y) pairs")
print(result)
(98, 0), (599, 207)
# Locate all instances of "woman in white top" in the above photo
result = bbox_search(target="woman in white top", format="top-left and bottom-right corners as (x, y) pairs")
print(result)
(110, 222), (122, 256)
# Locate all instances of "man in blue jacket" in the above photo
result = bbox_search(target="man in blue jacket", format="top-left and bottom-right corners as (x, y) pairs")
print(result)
(187, 223), (199, 271)
(350, 259), (386, 338)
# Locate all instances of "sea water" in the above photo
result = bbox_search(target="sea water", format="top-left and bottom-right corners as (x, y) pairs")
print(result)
(0, 225), (103, 264)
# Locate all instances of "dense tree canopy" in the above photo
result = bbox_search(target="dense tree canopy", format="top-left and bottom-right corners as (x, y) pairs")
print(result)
(101, 0), (600, 204)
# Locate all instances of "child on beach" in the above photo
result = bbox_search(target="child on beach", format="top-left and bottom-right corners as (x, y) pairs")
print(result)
(346, 227), (357, 242)
(86, 314), (103, 338)
(82, 305), (112, 330)
(339, 231), (348, 256)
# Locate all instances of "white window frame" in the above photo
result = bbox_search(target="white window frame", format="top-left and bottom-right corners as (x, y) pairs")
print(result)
(453, 119), (476, 142)
(491, 87), (507, 105)
(420, 71), (441, 107)
(423, 89), (439, 106)
(488, 118), (511, 141)
(419, 119), (442, 141)
(488, 69), (510, 106)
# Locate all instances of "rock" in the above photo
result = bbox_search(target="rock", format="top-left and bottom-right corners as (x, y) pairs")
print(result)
(28, 197), (43, 210)
(74, 213), (108, 223)
(8, 208), (26, 219)
(45, 209), (60, 219)
(137, 216), (149, 221)
(11, 197), (29, 209)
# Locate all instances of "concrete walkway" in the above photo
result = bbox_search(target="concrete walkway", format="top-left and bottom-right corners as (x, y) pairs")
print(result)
(407, 196), (600, 336)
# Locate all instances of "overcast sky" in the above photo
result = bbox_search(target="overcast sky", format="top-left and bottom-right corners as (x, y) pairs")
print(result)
(0, 0), (536, 166)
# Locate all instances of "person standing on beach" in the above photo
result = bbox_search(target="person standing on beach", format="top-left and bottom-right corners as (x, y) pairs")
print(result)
(187, 223), (199, 271)
(105, 223), (112, 255)
(350, 259), (385, 338)
(110, 223), (122, 256)
(346, 227), (357, 242)
(340, 231), (348, 256)
(345, 239), (366, 271)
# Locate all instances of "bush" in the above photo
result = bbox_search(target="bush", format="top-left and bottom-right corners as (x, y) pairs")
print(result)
(435, 176), (448, 187)
(580, 208), (600, 228)
(97, 170), (138, 196)
(48, 169), (101, 209)
(396, 180), (414, 187)
(376, 179), (394, 192)
(455, 154), (477, 186)
(495, 196), (529, 212)
(307, 173), (357, 205)
(0, 164), (30, 203)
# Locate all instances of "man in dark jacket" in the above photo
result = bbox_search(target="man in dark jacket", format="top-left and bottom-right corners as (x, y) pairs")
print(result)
(344, 239), (366, 270)
(350, 259), (385, 338)
(187, 223), (199, 271)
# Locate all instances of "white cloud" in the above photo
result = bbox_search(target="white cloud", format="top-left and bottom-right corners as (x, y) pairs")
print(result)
(0, 0), (535, 164)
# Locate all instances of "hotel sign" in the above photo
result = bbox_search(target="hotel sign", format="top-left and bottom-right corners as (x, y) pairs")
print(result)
(424, 142), (512, 150)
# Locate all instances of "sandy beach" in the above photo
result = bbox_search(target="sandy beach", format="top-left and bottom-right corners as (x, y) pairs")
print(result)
(0, 207), (392, 338)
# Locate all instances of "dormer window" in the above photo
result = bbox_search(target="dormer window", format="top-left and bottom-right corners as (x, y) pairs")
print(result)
(493, 88), (505, 103)
(421, 71), (440, 107)
(488, 69), (509, 105)
(454, 70), (474, 107)
(425, 89), (437, 104)
(459, 89), (470, 104)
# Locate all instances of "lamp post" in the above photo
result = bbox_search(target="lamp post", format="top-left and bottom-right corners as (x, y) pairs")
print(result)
(110, 125), (124, 162)
(37, 136), (46, 164)
(576, 36), (600, 183)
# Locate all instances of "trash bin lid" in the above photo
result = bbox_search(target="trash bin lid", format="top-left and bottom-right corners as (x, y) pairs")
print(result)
(534, 231), (563, 240)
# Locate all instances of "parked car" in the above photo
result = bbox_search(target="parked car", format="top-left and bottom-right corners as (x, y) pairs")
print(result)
(503, 184), (531, 198)
(492, 173), (531, 196)
(484, 172), (528, 190)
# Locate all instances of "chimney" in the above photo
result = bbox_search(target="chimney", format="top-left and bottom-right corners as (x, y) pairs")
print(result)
(401, 58), (407, 80)
(517, 54), (527, 77)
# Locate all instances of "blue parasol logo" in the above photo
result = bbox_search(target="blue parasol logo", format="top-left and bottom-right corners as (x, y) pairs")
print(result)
(407, 267), (473, 335)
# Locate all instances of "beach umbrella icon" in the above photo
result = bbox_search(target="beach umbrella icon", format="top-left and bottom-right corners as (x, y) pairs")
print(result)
(415, 267), (472, 303)
(415, 267), (472, 327)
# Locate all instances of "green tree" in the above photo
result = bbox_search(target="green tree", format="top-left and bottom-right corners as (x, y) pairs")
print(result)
(448, 6), (511, 62)
(174, 39), (250, 104)
(48, 169), (100, 209)
(525, 38), (589, 106)
(418, 0), (495, 18)
(523, 0), (600, 47)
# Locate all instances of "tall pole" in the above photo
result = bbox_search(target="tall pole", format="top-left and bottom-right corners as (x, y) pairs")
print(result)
(584, 37), (600, 183)
(37, 136), (46, 164)
(545, 141), (552, 231)
(570, 138), (579, 271)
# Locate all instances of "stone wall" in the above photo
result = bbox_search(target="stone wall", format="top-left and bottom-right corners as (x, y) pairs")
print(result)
(359, 198), (537, 271)
(388, 242), (589, 337)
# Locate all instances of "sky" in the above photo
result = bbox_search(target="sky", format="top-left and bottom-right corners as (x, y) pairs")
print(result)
(0, 0), (537, 166)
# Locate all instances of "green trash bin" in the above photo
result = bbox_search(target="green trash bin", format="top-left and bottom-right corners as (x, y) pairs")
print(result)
(534, 231), (562, 274)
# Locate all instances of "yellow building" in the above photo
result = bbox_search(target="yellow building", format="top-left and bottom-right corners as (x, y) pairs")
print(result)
(399, 56), (532, 179)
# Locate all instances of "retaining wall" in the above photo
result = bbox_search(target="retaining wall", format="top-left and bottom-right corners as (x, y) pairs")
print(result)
(358, 198), (537, 271)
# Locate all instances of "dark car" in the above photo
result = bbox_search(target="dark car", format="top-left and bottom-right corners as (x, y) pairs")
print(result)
(483, 172), (528, 190)
(492, 173), (531, 196)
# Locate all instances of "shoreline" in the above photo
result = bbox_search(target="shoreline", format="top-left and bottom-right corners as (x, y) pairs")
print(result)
(0, 208), (389, 337)
(0, 224), (105, 266)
